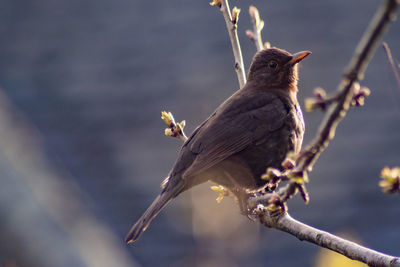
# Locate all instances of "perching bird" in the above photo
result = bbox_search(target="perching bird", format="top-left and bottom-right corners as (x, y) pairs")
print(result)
(126, 47), (310, 244)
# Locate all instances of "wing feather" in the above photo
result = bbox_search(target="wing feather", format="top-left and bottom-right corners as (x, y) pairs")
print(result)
(182, 91), (288, 178)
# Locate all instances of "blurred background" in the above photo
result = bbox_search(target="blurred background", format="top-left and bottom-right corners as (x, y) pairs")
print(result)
(0, 0), (399, 266)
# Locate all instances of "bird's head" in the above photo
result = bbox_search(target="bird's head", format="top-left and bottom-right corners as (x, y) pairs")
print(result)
(247, 47), (311, 92)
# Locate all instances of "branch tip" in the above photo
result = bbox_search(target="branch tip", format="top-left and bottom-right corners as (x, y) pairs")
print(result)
(247, 5), (265, 52)
(231, 6), (240, 24)
(382, 42), (400, 90)
(298, 184), (310, 204)
(209, 0), (222, 8)
(380, 166), (400, 193)
(282, 154), (296, 170)
(248, 5), (259, 19)
(161, 111), (188, 141)
(245, 30), (254, 40)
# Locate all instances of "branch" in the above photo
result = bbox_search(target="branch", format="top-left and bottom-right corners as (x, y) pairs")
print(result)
(295, 0), (399, 179)
(382, 42), (400, 90)
(211, 0), (246, 88)
(258, 212), (400, 267)
(246, 6), (265, 52)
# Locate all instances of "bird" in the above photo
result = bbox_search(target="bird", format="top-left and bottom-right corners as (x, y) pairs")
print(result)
(125, 47), (310, 244)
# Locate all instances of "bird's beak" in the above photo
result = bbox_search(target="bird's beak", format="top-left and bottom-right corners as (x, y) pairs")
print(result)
(287, 51), (311, 65)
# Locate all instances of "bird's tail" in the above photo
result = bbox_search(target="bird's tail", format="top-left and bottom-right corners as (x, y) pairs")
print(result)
(125, 181), (183, 244)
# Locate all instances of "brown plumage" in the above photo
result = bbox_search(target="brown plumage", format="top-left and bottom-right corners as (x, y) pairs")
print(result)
(125, 47), (311, 244)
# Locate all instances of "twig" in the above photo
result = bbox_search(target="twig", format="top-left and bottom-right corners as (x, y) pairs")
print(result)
(305, 94), (340, 112)
(304, 85), (371, 112)
(295, 0), (399, 178)
(382, 42), (400, 90)
(161, 111), (188, 141)
(246, 6), (265, 52)
(259, 212), (400, 267)
(211, 0), (247, 88)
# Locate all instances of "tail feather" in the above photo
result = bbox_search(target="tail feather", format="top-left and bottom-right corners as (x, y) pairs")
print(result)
(126, 177), (186, 244)
(125, 193), (172, 244)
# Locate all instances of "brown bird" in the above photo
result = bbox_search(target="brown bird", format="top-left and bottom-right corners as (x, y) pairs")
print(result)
(125, 47), (310, 244)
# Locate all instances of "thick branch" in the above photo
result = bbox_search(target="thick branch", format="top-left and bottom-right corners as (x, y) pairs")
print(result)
(259, 213), (400, 267)
(218, 0), (247, 88)
(297, 0), (399, 174)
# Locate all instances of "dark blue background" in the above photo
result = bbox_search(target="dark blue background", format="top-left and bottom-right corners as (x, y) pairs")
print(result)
(0, 0), (399, 266)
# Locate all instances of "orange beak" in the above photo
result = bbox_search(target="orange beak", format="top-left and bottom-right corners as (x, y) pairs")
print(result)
(287, 51), (312, 65)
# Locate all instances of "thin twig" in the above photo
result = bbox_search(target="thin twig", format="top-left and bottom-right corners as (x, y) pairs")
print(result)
(212, 0), (247, 88)
(304, 84), (371, 112)
(382, 42), (400, 90)
(259, 213), (400, 267)
(247, 6), (264, 52)
(161, 111), (188, 141)
(305, 93), (341, 112)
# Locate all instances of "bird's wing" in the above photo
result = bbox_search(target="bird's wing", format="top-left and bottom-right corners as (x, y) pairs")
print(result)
(182, 91), (289, 178)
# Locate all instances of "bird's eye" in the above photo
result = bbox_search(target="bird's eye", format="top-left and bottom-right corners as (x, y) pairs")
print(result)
(268, 60), (278, 69)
